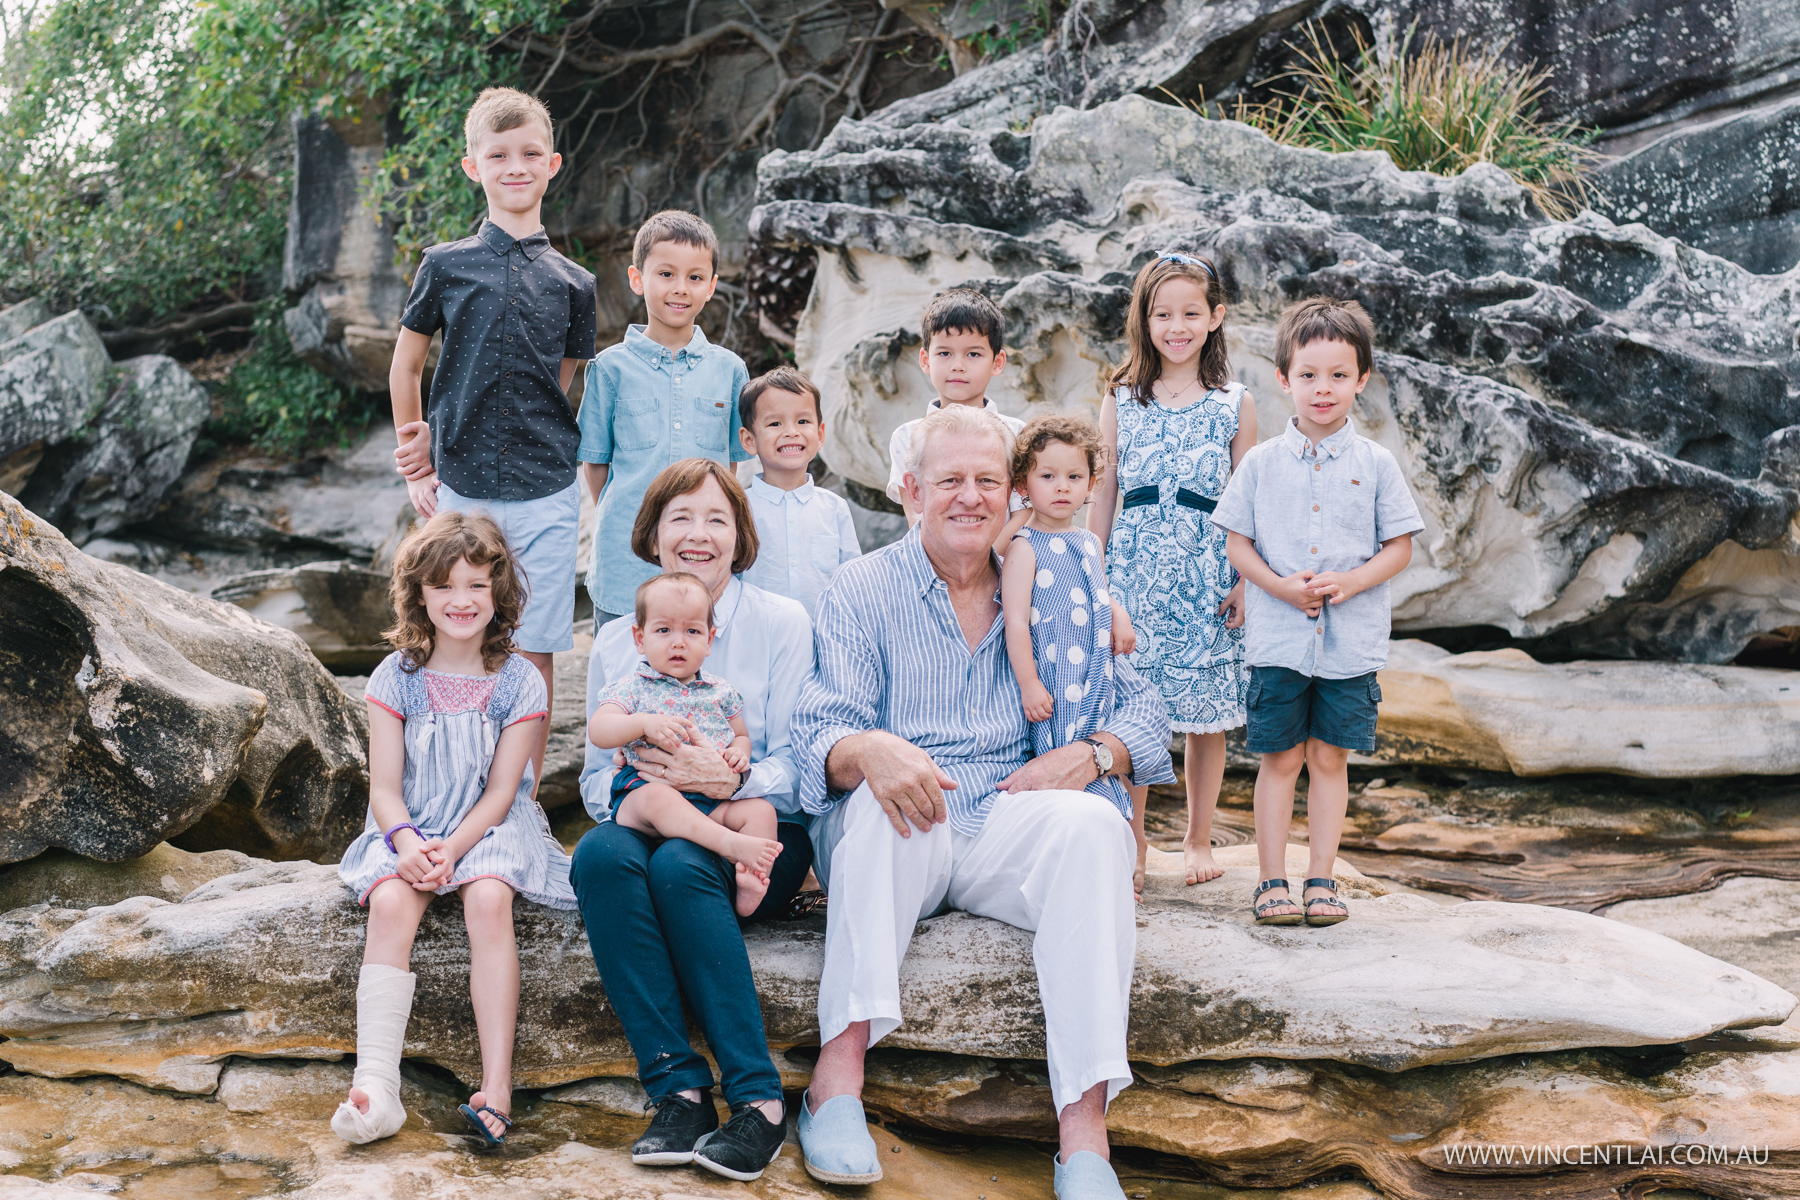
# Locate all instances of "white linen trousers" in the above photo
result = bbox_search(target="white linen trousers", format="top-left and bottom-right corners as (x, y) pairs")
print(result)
(812, 783), (1137, 1112)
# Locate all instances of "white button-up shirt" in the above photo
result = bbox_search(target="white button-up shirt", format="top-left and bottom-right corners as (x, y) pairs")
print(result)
(579, 577), (815, 820)
(885, 397), (1027, 505)
(741, 474), (862, 620)
(1212, 417), (1424, 679)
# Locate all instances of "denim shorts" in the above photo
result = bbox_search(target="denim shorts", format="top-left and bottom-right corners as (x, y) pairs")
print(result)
(610, 764), (720, 821)
(436, 477), (580, 653)
(1244, 665), (1381, 754)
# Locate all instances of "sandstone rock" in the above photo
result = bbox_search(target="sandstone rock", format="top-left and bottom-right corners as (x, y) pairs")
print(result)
(282, 111), (411, 392)
(0, 854), (1787, 1095)
(753, 95), (1800, 663)
(0, 845), (255, 914)
(0, 494), (368, 864)
(212, 560), (394, 671)
(1605, 877), (1800, 995)
(1374, 639), (1800, 777)
(17, 355), (210, 545)
(154, 427), (417, 561)
(0, 311), (112, 498)
(860, 1044), (1800, 1199)
(1331, 770), (1800, 911)
(1595, 95), (1800, 275)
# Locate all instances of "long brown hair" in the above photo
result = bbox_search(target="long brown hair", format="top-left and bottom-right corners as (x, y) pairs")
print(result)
(384, 510), (525, 674)
(630, 458), (760, 574)
(1109, 252), (1231, 405)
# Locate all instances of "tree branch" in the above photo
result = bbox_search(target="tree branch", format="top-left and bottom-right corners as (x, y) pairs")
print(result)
(99, 301), (257, 350)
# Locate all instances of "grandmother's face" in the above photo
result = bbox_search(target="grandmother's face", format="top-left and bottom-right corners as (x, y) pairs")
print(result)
(655, 475), (737, 596)
(907, 427), (1011, 562)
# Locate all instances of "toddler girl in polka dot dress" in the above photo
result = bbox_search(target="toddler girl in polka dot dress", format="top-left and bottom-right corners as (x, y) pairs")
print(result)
(1000, 416), (1140, 817)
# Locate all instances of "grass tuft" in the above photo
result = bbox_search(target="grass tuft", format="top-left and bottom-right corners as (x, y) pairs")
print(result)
(1181, 24), (1598, 220)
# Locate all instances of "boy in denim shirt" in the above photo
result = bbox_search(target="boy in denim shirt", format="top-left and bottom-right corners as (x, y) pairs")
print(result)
(1212, 296), (1423, 929)
(389, 88), (598, 792)
(579, 211), (750, 625)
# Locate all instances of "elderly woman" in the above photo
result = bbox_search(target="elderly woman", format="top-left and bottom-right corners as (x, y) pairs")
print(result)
(570, 458), (815, 1182)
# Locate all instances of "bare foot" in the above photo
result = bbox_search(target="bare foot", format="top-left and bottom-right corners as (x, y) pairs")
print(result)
(734, 861), (771, 917)
(1183, 840), (1222, 886)
(346, 1085), (370, 1115)
(719, 831), (782, 878)
(468, 1089), (510, 1140)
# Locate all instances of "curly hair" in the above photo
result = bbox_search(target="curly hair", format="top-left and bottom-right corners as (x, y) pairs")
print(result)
(1109, 251), (1231, 405)
(383, 510), (525, 674)
(1010, 413), (1106, 490)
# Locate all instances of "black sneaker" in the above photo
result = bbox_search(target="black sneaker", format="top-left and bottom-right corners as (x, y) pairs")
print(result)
(631, 1091), (718, 1165)
(693, 1102), (786, 1181)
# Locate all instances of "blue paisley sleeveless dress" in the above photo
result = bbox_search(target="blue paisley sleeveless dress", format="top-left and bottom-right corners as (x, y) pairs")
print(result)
(1019, 525), (1131, 818)
(1106, 383), (1248, 733)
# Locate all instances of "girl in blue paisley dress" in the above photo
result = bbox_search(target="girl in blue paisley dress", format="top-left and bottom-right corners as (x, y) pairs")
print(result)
(1092, 251), (1258, 892)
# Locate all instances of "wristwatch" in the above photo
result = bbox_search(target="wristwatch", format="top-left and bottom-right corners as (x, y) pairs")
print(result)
(1078, 736), (1114, 780)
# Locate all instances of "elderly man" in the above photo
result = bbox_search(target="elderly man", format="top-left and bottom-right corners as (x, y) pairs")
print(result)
(790, 403), (1175, 1200)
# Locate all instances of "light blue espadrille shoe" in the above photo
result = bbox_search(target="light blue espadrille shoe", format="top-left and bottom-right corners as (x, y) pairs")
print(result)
(1054, 1150), (1128, 1200)
(796, 1090), (883, 1184)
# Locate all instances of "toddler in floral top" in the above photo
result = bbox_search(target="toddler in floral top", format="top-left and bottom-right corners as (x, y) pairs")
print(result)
(588, 572), (783, 915)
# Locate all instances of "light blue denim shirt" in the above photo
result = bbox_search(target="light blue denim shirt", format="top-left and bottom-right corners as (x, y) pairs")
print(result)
(578, 324), (750, 616)
(741, 473), (861, 620)
(1212, 417), (1424, 679)
(580, 577), (814, 821)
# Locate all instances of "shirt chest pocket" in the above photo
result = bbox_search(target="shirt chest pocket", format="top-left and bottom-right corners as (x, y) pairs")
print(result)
(689, 394), (729, 454)
(613, 395), (662, 451)
(810, 529), (843, 574)
(1328, 475), (1378, 548)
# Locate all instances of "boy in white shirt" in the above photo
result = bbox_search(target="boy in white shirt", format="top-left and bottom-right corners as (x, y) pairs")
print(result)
(739, 367), (860, 618)
(884, 290), (1026, 537)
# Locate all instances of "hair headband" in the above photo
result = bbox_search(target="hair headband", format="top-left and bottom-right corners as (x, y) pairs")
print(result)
(1160, 252), (1215, 278)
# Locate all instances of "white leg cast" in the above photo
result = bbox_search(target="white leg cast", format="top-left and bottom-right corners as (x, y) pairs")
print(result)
(949, 790), (1137, 1113)
(331, 963), (417, 1143)
(816, 784), (953, 1049)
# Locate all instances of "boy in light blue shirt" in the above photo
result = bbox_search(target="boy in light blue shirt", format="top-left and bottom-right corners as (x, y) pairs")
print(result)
(738, 366), (859, 618)
(578, 211), (750, 623)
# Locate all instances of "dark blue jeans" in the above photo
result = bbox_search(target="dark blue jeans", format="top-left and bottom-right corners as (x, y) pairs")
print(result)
(570, 818), (814, 1106)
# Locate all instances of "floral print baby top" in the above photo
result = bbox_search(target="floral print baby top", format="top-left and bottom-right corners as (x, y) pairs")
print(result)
(594, 662), (744, 767)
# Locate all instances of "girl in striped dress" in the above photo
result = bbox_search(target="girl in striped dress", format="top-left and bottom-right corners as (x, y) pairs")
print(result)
(333, 511), (575, 1149)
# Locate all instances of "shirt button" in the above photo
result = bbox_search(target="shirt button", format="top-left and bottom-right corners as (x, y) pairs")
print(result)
(1310, 547), (1318, 553)
(1317, 627), (1324, 635)
(1314, 464), (1321, 471)
(674, 422), (682, 430)
(1313, 504), (1319, 511)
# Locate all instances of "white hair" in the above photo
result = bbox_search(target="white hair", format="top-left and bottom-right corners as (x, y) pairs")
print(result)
(902, 403), (1013, 483)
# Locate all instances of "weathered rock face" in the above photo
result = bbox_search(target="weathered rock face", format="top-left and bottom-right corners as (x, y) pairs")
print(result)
(0, 855), (1786, 1095)
(1606, 876), (1800, 995)
(213, 560), (395, 671)
(0, 844), (255, 914)
(282, 110), (412, 392)
(1, 308), (211, 544)
(17, 355), (210, 546)
(1374, 638), (1800, 777)
(1595, 95), (1800, 276)
(0, 493), (368, 864)
(155, 427), (417, 562)
(752, 95), (1800, 664)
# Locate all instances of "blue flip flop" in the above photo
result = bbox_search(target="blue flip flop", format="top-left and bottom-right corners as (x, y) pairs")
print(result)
(458, 1103), (513, 1147)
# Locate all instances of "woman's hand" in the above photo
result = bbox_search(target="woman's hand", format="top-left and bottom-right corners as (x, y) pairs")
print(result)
(1219, 579), (1247, 629)
(630, 738), (741, 800)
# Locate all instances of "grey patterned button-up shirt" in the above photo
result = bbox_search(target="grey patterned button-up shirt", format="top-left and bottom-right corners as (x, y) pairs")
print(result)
(1212, 417), (1424, 679)
(400, 219), (597, 501)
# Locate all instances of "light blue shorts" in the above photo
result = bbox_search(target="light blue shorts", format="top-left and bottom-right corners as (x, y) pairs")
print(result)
(436, 477), (580, 653)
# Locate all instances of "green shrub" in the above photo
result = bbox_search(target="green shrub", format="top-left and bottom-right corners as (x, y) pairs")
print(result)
(209, 303), (374, 458)
(1218, 24), (1596, 219)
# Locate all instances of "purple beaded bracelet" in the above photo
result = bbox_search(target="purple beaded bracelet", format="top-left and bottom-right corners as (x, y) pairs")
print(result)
(383, 822), (424, 853)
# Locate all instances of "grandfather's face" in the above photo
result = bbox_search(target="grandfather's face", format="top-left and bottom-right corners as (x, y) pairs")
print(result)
(906, 428), (1011, 561)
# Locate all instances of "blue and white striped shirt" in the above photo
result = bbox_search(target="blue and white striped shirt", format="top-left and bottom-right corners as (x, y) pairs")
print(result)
(793, 527), (1175, 835)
